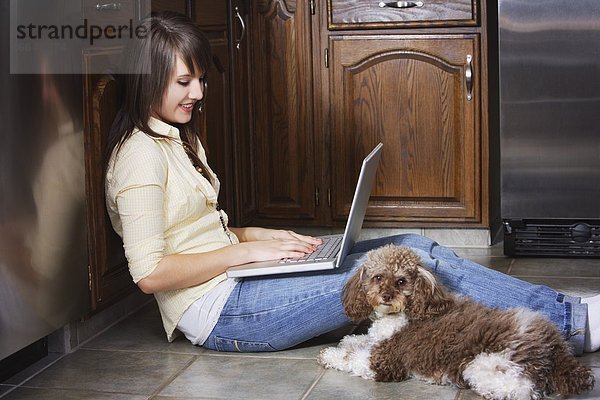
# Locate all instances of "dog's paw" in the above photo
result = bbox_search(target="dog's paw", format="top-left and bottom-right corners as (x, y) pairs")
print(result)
(318, 346), (376, 380)
(349, 347), (376, 380)
(318, 347), (348, 370)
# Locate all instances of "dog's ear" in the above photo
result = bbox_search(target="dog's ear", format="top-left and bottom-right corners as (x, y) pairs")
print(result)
(342, 267), (372, 321)
(407, 264), (453, 320)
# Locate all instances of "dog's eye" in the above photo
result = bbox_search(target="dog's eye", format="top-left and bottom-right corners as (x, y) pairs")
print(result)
(396, 278), (405, 286)
(373, 275), (383, 282)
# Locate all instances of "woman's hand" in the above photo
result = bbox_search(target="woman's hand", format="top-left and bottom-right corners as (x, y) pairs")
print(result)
(230, 227), (322, 246)
(228, 227), (323, 263)
(236, 238), (318, 263)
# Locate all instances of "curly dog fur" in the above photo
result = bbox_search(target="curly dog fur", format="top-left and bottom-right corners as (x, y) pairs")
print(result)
(318, 244), (595, 400)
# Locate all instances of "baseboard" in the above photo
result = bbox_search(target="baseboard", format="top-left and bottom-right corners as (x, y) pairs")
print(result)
(292, 227), (492, 248)
(48, 290), (152, 354)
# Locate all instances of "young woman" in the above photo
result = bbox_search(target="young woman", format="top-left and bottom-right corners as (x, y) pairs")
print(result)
(105, 11), (599, 354)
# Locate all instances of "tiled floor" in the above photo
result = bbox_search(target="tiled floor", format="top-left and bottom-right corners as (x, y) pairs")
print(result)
(1, 244), (599, 400)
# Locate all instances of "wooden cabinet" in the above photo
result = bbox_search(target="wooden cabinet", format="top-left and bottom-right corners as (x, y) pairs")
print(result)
(329, 35), (482, 225)
(323, 0), (488, 227)
(241, 0), (489, 227)
(245, 0), (318, 225)
(84, 69), (132, 310)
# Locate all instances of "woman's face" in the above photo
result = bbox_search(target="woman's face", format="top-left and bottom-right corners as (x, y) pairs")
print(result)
(154, 57), (205, 124)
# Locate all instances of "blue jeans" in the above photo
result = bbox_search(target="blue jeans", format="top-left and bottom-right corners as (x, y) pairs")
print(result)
(203, 234), (587, 354)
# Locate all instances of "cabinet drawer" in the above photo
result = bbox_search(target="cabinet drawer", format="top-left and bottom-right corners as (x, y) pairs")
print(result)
(83, 0), (139, 26)
(327, 0), (477, 30)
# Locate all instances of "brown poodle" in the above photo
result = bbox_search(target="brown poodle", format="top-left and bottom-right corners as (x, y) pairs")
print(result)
(318, 244), (595, 400)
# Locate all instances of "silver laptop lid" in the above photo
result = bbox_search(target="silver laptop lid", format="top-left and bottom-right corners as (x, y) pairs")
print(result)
(335, 143), (383, 268)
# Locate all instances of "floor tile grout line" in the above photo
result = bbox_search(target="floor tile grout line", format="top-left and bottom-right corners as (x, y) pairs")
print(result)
(75, 298), (156, 352)
(78, 346), (208, 357)
(299, 368), (326, 400)
(0, 385), (17, 399)
(13, 384), (153, 398)
(506, 258), (515, 275)
(148, 354), (199, 398)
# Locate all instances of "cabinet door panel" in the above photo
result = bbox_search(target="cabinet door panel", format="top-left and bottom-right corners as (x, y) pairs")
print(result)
(83, 49), (135, 310)
(230, 0), (257, 226)
(250, 0), (316, 222)
(330, 35), (481, 225)
(202, 37), (235, 220)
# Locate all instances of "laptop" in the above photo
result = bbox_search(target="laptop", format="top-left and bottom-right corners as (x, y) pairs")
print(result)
(226, 142), (383, 278)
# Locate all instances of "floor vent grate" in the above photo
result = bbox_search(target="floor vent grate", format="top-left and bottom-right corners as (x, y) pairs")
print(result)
(503, 220), (600, 258)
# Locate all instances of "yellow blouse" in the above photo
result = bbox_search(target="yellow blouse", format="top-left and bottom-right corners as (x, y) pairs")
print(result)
(105, 117), (238, 341)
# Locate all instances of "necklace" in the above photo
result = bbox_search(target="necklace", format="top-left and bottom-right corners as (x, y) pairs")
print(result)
(183, 142), (233, 244)
(215, 202), (233, 244)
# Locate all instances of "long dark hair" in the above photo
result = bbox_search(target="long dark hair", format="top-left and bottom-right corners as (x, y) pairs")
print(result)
(104, 11), (212, 174)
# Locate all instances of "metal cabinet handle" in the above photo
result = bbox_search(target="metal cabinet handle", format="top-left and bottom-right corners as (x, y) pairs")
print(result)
(465, 55), (473, 101)
(234, 6), (246, 50)
(378, 1), (424, 8)
(96, 2), (121, 11)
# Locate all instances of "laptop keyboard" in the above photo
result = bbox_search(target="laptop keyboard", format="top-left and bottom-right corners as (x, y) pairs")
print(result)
(280, 236), (342, 263)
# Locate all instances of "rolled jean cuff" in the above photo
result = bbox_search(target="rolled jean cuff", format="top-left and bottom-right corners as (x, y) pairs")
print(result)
(568, 301), (588, 356)
(559, 293), (582, 304)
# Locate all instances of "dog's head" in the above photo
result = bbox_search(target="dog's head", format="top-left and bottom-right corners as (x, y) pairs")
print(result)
(343, 244), (453, 321)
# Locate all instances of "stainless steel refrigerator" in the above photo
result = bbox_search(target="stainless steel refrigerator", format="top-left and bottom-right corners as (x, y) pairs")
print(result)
(0, 0), (90, 369)
(499, 0), (600, 256)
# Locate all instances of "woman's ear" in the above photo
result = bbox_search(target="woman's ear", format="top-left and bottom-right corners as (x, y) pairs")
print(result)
(342, 267), (372, 321)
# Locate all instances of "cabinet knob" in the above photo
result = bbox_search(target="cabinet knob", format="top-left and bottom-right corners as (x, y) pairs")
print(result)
(378, 1), (424, 9)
